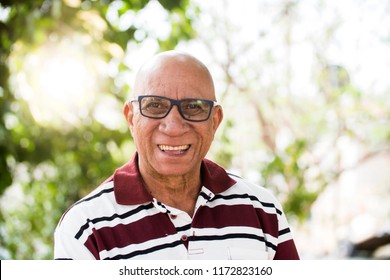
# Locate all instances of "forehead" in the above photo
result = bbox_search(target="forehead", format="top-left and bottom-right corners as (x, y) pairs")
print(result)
(134, 54), (215, 100)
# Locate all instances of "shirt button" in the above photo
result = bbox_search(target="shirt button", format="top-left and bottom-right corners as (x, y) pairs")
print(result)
(181, 235), (188, 242)
(170, 214), (177, 219)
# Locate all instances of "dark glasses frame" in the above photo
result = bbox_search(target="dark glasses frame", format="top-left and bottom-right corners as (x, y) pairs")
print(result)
(130, 95), (218, 122)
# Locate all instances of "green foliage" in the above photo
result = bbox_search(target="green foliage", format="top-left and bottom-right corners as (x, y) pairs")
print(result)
(158, 1), (196, 51)
(213, 118), (235, 168)
(261, 139), (321, 222)
(0, 0), (195, 259)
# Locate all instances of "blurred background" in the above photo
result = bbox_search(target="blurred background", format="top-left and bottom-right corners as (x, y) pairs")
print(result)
(1, 0), (390, 259)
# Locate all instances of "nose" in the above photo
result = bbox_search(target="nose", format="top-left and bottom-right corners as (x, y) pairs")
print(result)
(159, 105), (189, 135)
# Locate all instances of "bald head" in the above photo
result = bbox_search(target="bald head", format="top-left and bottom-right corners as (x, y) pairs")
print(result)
(133, 51), (216, 101)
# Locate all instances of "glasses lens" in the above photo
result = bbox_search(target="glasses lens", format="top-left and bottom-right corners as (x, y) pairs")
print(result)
(137, 96), (214, 121)
(180, 99), (212, 121)
(140, 96), (170, 118)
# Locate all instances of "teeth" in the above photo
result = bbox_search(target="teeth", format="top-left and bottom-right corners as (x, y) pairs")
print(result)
(158, 145), (190, 151)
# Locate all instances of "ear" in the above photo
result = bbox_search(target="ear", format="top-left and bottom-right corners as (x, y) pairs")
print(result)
(123, 101), (134, 132)
(211, 105), (223, 132)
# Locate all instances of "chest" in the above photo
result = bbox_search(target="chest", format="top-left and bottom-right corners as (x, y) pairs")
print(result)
(93, 198), (277, 260)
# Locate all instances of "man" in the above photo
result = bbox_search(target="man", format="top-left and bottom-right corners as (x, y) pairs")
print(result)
(54, 51), (300, 260)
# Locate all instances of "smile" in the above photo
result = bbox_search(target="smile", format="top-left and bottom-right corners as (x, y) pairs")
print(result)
(158, 144), (190, 152)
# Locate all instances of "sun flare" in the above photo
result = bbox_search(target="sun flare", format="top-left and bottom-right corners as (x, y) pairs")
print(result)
(9, 34), (104, 127)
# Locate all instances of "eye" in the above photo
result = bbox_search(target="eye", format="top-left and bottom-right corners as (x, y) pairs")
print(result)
(186, 103), (201, 110)
(148, 102), (163, 108)
(182, 100), (209, 115)
(141, 98), (169, 114)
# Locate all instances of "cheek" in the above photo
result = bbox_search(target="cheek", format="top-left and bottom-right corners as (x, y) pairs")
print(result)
(132, 117), (159, 146)
(132, 118), (149, 144)
(198, 125), (216, 146)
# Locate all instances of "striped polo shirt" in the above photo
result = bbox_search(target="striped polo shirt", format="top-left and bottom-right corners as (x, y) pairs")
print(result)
(54, 153), (299, 260)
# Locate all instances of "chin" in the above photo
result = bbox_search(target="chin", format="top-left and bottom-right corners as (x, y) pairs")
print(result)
(155, 163), (197, 177)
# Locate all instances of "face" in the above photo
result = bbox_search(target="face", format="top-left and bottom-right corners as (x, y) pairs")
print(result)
(123, 52), (223, 179)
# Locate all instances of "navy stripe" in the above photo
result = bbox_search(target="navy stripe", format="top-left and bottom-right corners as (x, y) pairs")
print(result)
(227, 172), (242, 179)
(74, 187), (114, 206)
(199, 191), (211, 200)
(278, 227), (291, 236)
(104, 240), (183, 260)
(157, 201), (171, 213)
(212, 193), (282, 215)
(75, 203), (154, 239)
(191, 233), (277, 251)
(176, 223), (191, 233)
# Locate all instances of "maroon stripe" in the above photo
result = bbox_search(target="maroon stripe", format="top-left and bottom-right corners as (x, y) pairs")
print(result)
(84, 212), (176, 254)
(193, 204), (279, 237)
(84, 229), (102, 259)
(273, 239), (300, 260)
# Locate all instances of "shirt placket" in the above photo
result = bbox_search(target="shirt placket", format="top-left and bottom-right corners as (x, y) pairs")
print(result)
(187, 187), (215, 257)
(152, 198), (192, 248)
(151, 187), (215, 257)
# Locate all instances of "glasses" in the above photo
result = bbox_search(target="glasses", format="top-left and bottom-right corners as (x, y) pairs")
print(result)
(130, 95), (218, 122)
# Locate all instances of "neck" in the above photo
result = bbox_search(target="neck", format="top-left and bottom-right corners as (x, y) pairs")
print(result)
(140, 168), (202, 217)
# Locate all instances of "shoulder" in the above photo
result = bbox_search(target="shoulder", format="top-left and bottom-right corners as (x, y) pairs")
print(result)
(57, 180), (116, 228)
(228, 174), (279, 202)
(224, 173), (284, 215)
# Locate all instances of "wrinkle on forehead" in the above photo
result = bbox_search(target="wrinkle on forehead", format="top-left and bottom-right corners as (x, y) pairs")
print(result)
(132, 51), (215, 100)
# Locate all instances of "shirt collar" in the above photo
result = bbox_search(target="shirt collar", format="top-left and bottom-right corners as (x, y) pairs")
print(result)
(113, 152), (237, 205)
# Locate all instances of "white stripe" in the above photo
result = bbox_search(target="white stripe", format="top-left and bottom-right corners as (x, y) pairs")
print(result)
(193, 225), (264, 236)
(203, 196), (280, 216)
(99, 234), (185, 260)
(278, 229), (294, 244)
(192, 226), (278, 248)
